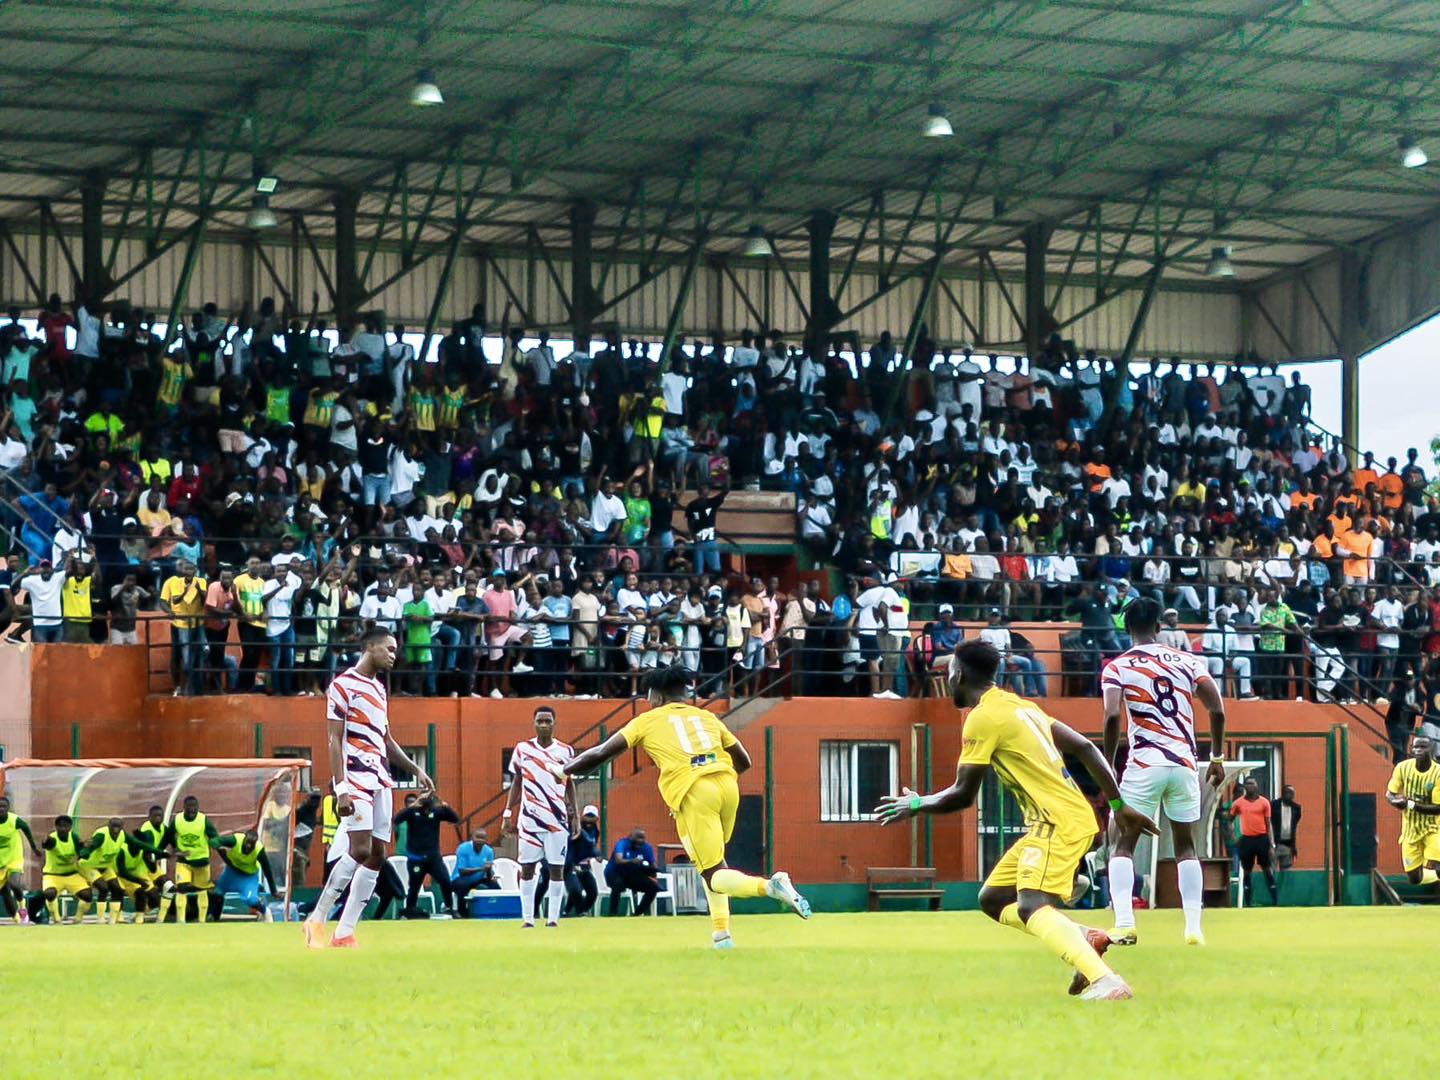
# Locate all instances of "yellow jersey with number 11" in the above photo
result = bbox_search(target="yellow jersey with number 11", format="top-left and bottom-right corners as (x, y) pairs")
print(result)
(618, 702), (739, 811)
(958, 687), (1096, 839)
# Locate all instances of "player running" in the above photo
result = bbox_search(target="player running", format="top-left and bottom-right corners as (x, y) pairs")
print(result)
(563, 664), (811, 949)
(501, 706), (578, 928)
(0, 796), (39, 923)
(1101, 599), (1226, 946)
(875, 641), (1156, 1001)
(305, 628), (435, 949)
(1386, 734), (1440, 886)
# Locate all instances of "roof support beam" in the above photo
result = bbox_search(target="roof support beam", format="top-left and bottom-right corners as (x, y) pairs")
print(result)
(1023, 223), (1052, 362)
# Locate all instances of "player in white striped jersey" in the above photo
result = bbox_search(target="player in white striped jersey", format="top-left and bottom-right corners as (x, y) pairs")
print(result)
(304, 628), (435, 949)
(1101, 598), (1226, 946)
(501, 706), (579, 927)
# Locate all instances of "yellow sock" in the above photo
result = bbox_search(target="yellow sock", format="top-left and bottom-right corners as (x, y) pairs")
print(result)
(1025, 906), (1111, 984)
(157, 895), (173, 924)
(702, 883), (731, 934)
(709, 868), (769, 899)
(997, 902), (1027, 933)
(196, 891), (210, 922)
(109, 901), (123, 924)
(1421, 869), (1438, 885)
(45, 898), (59, 924)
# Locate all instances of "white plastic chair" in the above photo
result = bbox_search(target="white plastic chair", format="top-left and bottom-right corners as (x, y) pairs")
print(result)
(443, 854), (457, 876)
(652, 872), (677, 916)
(389, 854), (438, 916)
(492, 857), (521, 894)
(590, 858), (610, 916)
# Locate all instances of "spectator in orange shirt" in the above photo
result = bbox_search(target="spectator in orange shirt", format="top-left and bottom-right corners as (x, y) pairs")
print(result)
(1380, 457), (1405, 510)
(1083, 448), (1112, 493)
(1289, 476), (1319, 512)
(1353, 451), (1380, 500)
(1339, 524), (1375, 585)
(1230, 777), (1278, 905)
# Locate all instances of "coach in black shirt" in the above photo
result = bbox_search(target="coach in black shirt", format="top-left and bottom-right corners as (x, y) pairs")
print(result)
(394, 794), (458, 918)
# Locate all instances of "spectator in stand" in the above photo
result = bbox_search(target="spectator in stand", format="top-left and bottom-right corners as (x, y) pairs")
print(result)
(159, 560), (207, 696)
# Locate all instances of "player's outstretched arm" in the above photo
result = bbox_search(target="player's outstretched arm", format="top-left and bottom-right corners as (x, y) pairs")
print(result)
(1052, 721), (1158, 838)
(564, 732), (629, 777)
(729, 737), (753, 775)
(873, 763), (985, 825)
(17, 818), (38, 854)
(1195, 675), (1228, 787)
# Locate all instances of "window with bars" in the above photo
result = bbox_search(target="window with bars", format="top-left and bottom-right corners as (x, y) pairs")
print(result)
(819, 740), (899, 822)
(393, 746), (430, 790)
(273, 747), (312, 791)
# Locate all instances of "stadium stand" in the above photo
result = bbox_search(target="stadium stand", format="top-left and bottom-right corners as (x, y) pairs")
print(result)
(0, 297), (1434, 733)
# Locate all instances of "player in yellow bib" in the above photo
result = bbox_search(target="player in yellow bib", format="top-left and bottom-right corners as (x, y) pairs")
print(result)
(114, 828), (163, 923)
(80, 818), (131, 924)
(40, 815), (97, 924)
(160, 795), (220, 923)
(0, 796), (39, 923)
(564, 664), (811, 948)
(1385, 734), (1440, 885)
(876, 641), (1157, 1001)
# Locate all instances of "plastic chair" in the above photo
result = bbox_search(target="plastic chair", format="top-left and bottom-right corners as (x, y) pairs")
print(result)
(591, 858), (611, 916)
(652, 872), (677, 916)
(389, 854), (438, 915)
(492, 857), (521, 894)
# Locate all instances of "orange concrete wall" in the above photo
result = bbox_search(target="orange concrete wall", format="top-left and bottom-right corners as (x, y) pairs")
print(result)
(23, 645), (1403, 879)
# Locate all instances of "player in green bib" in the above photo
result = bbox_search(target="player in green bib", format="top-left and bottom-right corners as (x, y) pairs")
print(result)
(0, 797), (39, 923)
(215, 829), (278, 920)
(41, 815), (96, 924)
(160, 795), (220, 923)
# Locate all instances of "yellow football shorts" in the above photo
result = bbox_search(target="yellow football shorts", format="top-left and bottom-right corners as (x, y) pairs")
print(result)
(1400, 832), (1440, 873)
(42, 873), (91, 896)
(672, 772), (739, 872)
(175, 863), (212, 889)
(117, 873), (155, 897)
(81, 866), (117, 886)
(984, 823), (1096, 898)
(3, 856), (23, 878)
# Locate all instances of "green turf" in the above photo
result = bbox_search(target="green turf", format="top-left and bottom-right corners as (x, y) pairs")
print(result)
(0, 908), (1422, 1077)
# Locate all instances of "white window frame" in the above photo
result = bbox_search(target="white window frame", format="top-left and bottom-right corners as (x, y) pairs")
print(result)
(819, 740), (899, 823)
(394, 746), (430, 790)
(1237, 742), (1282, 799)
(273, 746), (312, 791)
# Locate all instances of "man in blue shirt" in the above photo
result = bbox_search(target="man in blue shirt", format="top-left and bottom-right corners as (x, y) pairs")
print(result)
(605, 827), (659, 916)
(451, 828), (497, 917)
(538, 577), (572, 695)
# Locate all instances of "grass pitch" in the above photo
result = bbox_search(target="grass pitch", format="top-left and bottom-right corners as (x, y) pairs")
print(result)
(1, 907), (1421, 1078)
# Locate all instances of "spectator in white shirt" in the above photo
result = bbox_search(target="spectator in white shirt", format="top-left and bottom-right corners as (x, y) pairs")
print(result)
(1373, 586), (1404, 690)
(1202, 608), (1254, 698)
(978, 608), (1045, 697)
(1157, 608), (1192, 652)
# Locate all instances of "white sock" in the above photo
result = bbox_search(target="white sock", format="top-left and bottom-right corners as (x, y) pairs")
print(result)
(336, 866), (378, 937)
(1109, 856), (1136, 928)
(308, 854), (357, 924)
(546, 878), (565, 922)
(519, 875), (538, 923)
(1178, 858), (1204, 936)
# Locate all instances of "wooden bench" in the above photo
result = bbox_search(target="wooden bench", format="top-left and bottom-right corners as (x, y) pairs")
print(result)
(867, 867), (944, 912)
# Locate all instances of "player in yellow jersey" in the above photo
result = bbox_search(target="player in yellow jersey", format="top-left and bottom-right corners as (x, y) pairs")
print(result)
(114, 827), (163, 924)
(80, 818), (131, 924)
(0, 796), (39, 923)
(563, 664), (811, 949)
(876, 641), (1156, 1001)
(40, 815), (97, 924)
(1385, 734), (1440, 885)
(160, 795), (220, 922)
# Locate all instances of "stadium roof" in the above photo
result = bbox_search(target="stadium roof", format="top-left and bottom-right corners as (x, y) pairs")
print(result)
(5, 0), (1440, 282)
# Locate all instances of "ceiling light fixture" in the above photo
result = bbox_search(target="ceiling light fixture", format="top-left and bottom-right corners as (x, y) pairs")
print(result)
(246, 194), (278, 230)
(410, 69), (444, 107)
(1204, 245), (1235, 279)
(1400, 135), (1427, 168)
(252, 159), (278, 195)
(742, 224), (772, 257)
(922, 103), (953, 138)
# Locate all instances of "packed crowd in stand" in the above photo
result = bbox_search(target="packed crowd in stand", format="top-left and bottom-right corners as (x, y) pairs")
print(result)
(0, 288), (1437, 737)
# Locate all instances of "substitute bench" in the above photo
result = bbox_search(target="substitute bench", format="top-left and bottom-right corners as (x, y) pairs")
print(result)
(867, 867), (944, 911)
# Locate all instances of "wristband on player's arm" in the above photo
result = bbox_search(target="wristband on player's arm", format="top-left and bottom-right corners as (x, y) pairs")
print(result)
(908, 795), (923, 814)
(1108, 797), (1126, 812)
